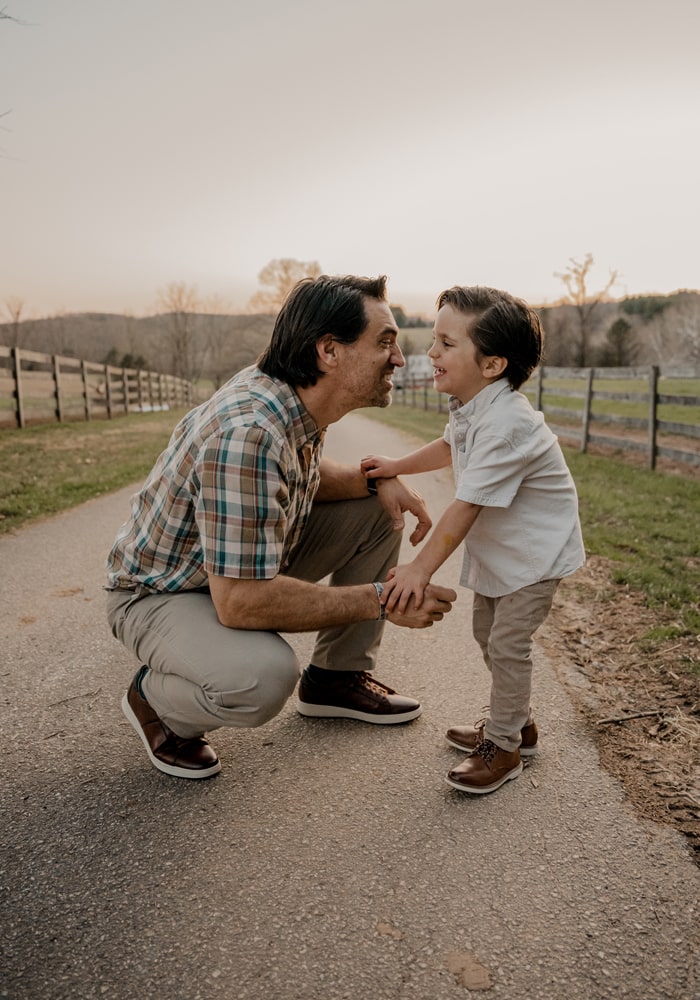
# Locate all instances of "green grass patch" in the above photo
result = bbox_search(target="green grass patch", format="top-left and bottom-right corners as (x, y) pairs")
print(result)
(360, 403), (700, 651)
(0, 410), (189, 534)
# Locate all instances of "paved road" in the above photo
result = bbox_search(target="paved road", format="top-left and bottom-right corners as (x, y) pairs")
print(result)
(1, 413), (698, 1000)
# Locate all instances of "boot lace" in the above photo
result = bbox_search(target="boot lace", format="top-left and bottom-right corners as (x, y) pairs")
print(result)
(353, 671), (395, 696)
(473, 739), (498, 764)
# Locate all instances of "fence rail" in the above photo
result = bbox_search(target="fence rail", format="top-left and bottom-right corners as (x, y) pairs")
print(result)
(0, 346), (194, 429)
(395, 365), (700, 470)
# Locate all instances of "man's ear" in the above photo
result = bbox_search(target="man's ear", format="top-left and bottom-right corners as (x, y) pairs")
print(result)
(482, 355), (507, 378)
(316, 334), (338, 374)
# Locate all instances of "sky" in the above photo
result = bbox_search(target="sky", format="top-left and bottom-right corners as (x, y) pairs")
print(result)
(2, 0), (699, 319)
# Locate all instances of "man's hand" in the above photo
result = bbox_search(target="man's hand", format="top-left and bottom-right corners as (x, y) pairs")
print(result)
(385, 582), (457, 629)
(373, 476), (432, 545)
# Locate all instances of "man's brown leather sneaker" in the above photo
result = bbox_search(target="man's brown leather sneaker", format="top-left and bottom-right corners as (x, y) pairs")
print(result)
(297, 668), (422, 724)
(121, 669), (221, 779)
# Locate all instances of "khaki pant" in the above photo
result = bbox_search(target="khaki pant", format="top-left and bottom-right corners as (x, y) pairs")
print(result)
(106, 497), (400, 739)
(472, 578), (560, 753)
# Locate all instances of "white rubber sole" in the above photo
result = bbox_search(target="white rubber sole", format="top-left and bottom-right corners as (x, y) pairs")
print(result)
(445, 735), (538, 757)
(445, 762), (523, 795)
(297, 701), (423, 725)
(121, 691), (221, 779)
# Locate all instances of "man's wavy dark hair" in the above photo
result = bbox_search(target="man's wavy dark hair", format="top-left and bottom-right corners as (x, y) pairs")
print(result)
(258, 274), (388, 387)
(436, 285), (543, 390)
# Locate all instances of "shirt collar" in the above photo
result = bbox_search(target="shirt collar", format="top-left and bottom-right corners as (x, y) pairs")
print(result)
(252, 367), (325, 449)
(449, 378), (511, 420)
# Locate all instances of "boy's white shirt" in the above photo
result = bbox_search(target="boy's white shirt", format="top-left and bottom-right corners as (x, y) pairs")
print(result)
(443, 379), (585, 598)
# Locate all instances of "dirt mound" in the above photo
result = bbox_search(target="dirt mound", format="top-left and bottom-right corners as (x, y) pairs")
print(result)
(540, 555), (700, 865)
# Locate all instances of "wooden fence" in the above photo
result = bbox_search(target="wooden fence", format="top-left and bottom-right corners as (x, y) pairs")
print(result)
(395, 365), (700, 470)
(0, 346), (194, 430)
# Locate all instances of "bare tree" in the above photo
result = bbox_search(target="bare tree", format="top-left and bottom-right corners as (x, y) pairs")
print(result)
(199, 295), (236, 390)
(158, 281), (204, 382)
(1, 6), (22, 149)
(554, 254), (619, 367)
(539, 306), (575, 366)
(2, 297), (28, 347)
(248, 258), (322, 314)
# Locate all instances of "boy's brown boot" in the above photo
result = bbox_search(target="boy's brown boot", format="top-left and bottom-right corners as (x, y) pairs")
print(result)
(445, 739), (522, 795)
(445, 718), (538, 756)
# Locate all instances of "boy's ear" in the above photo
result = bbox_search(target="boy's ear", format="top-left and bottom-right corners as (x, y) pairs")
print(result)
(482, 355), (507, 378)
(316, 334), (337, 373)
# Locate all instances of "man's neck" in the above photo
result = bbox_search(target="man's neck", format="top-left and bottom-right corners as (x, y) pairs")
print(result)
(295, 382), (352, 430)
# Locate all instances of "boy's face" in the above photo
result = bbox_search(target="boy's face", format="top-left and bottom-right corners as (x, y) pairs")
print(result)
(428, 304), (499, 402)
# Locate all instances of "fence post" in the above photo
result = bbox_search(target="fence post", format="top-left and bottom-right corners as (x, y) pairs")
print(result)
(122, 368), (130, 415)
(81, 360), (91, 420)
(11, 346), (25, 429)
(581, 368), (594, 453)
(52, 355), (64, 423)
(647, 365), (659, 470)
(104, 364), (113, 418)
(535, 367), (543, 411)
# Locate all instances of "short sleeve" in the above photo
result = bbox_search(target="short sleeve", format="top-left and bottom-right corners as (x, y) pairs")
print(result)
(455, 432), (525, 508)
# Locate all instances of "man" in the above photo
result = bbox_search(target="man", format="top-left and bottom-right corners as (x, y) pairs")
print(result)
(105, 274), (456, 779)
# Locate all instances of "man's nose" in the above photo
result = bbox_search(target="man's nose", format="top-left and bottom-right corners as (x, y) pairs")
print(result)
(392, 344), (406, 367)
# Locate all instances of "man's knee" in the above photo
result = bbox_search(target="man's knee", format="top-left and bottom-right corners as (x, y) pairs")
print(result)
(215, 642), (300, 729)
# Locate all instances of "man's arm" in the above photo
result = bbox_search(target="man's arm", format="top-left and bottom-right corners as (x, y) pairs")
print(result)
(208, 573), (456, 633)
(316, 457), (432, 545)
(314, 457), (373, 501)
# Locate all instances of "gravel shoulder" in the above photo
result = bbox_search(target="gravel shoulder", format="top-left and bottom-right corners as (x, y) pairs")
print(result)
(540, 556), (700, 865)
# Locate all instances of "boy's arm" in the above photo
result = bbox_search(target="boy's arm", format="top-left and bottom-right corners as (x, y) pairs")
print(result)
(383, 498), (483, 612)
(361, 438), (451, 479)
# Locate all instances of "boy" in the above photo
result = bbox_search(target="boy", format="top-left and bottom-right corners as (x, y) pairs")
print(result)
(361, 285), (585, 795)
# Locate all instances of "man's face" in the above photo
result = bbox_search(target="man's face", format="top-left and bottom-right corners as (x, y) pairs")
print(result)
(336, 299), (405, 409)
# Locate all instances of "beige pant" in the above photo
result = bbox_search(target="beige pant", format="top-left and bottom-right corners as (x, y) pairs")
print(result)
(106, 497), (400, 739)
(472, 578), (560, 753)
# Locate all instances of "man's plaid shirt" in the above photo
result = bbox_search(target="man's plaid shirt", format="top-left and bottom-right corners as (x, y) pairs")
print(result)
(106, 366), (325, 593)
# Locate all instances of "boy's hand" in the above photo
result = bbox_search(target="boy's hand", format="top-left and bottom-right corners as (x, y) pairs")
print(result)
(384, 582), (456, 629)
(383, 562), (432, 613)
(361, 454), (400, 479)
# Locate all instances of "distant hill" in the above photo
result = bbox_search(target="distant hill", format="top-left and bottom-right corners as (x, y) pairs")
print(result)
(0, 311), (276, 388)
(2, 289), (698, 375)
